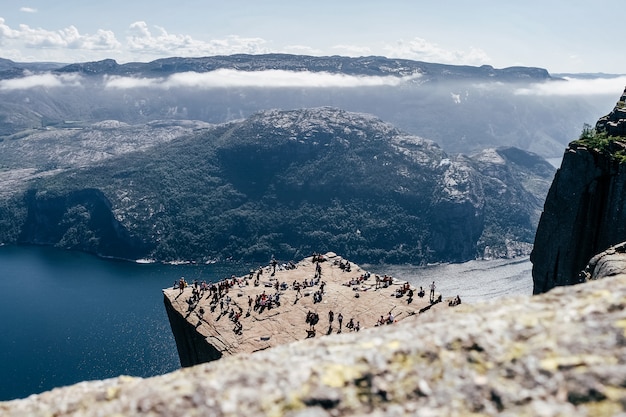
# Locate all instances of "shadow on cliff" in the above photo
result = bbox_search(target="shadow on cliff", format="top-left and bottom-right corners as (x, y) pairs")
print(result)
(18, 188), (152, 260)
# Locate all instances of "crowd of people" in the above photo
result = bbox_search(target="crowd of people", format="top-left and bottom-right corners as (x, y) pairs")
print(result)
(172, 254), (460, 341)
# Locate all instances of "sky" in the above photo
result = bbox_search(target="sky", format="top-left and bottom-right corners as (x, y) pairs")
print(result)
(0, 0), (624, 75)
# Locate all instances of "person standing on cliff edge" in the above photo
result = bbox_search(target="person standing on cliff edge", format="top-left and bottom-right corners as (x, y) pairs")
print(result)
(430, 281), (436, 303)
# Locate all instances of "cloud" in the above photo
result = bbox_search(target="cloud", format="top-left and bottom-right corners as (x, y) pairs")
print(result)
(383, 37), (490, 66)
(0, 72), (83, 90)
(515, 76), (626, 96)
(126, 21), (269, 57)
(105, 69), (421, 89)
(0, 18), (120, 51)
(281, 44), (325, 56)
(19, 7), (37, 13)
(0, 17), (20, 39)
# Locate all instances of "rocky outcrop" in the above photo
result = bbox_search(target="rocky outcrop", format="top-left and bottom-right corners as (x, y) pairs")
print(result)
(163, 254), (446, 367)
(5, 252), (626, 416)
(579, 241), (626, 281)
(596, 87), (626, 137)
(532, 88), (626, 294)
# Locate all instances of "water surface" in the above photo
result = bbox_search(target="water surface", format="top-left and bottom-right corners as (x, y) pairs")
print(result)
(0, 245), (251, 401)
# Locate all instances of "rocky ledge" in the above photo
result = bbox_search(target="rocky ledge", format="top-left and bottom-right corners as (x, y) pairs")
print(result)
(596, 87), (626, 137)
(163, 253), (447, 367)
(4, 246), (626, 416)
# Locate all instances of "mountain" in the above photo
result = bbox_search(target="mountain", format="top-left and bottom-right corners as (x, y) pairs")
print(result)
(52, 54), (551, 81)
(0, 107), (554, 264)
(532, 87), (626, 293)
(0, 54), (612, 158)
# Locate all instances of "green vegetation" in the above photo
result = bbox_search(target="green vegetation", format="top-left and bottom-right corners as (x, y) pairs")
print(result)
(574, 123), (626, 163)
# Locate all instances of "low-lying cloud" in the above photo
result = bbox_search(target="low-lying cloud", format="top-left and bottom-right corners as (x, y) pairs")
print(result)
(515, 76), (626, 96)
(0, 72), (83, 90)
(104, 69), (422, 89)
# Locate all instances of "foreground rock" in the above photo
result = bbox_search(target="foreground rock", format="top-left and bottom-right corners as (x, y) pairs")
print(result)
(164, 253), (445, 367)
(4, 250), (626, 416)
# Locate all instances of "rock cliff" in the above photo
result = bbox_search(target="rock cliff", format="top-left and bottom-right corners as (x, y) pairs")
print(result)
(596, 87), (626, 137)
(163, 253), (446, 367)
(4, 247), (626, 416)
(532, 87), (626, 294)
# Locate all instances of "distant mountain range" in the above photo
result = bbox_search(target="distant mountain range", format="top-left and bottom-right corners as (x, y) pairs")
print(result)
(0, 107), (554, 264)
(2, 54), (551, 80)
(0, 54), (615, 158)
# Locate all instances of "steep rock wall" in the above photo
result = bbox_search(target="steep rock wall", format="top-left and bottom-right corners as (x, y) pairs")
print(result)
(17, 188), (151, 260)
(531, 144), (626, 293)
(163, 293), (222, 367)
(531, 88), (626, 294)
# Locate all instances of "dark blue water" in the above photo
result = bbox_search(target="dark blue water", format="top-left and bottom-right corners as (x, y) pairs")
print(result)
(0, 245), (252, 401)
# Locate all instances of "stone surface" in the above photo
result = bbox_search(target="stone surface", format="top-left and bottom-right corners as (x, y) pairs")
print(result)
(164, 253), (446, 367)
(4, 249), (626, 416)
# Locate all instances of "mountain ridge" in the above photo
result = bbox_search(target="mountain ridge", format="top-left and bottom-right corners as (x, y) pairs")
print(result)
(0, 107), (554, 264)
(39, 54), (554, 81)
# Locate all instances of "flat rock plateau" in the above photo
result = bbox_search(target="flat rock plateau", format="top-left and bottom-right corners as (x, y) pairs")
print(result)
(163, 253), (447, 364)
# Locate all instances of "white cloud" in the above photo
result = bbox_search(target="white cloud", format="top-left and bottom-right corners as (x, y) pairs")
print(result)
(105, 69), (421, 89)
(515, 76), (626, 96)
(281, 44), (324, 56)
(0, 18), (120, 51)
(0, 72), (83, 90)
(19, 7), (37, 13)
(0, 17), (20, 39)
(383, 37), (490, 66)
(126, 21), (269, 57)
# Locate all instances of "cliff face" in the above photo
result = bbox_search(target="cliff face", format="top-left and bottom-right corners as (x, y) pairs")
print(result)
(18, 188), (151, 260)
(163, 294), (222, 367)
(532, 87), (626, 294)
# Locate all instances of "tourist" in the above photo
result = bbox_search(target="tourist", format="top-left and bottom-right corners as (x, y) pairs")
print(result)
(387, 311), (394, 324)
(430, 281), (436, 303)
(347, 318), (354, 330)
(337, 312), (343, 331)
